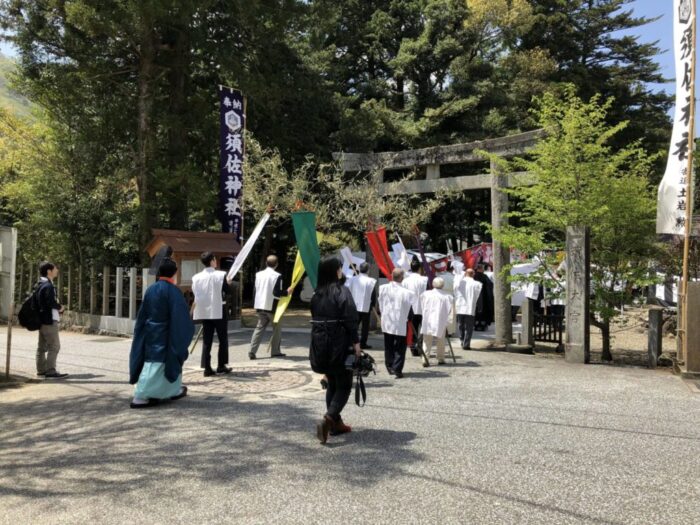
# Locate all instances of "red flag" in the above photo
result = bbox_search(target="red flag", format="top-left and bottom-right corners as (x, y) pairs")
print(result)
(366, 227), (395, 279)
(376, 227), (392, 260)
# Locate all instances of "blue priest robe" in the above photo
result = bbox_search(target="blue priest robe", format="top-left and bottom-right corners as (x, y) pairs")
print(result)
(129, 280), (194, 385)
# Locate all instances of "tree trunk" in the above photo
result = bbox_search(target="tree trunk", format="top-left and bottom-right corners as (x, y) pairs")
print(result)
(165, 14), (191, 230)
(601, 320), (612, 362)
(136, 17), (158, 259)
(394, 75), (404, 110)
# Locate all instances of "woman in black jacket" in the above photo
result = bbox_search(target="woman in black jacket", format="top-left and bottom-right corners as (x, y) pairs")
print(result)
(310, 256), (361, 444)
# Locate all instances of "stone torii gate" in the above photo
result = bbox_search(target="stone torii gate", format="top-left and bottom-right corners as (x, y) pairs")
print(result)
(334, 129), (545, 347)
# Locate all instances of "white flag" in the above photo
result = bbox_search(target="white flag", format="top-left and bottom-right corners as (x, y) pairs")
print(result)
(227, 213), (270, 279)
(657, 0), (696, 235)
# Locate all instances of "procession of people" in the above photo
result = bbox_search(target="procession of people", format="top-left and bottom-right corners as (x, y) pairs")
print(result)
(121, 243), (505, 443)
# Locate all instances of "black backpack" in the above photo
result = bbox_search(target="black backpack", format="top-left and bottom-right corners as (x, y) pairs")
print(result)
(18, 284), (42, 331)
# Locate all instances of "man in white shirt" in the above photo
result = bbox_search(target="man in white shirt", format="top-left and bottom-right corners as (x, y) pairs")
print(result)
(192, 252), (233, 377)
(249, 255), (291, 359)
(546, 271), (566, 317)
(435, 261), (455, 294)
(420, 277), (453, 367)
(346, 262), (377, 349)
(454, 268), (483, 349)
(436, 261), (456, 335)
(377, 268), (416, 378)
(402, 259), (428, 354)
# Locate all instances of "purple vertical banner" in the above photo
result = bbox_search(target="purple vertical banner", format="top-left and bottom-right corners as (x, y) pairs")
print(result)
(218, 86), (245, 241)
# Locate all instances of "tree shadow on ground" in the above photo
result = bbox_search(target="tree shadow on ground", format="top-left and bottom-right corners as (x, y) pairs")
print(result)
(400, 370), (450, 379)
(0, 392), (424, 505)
(423, 361), (481, 369)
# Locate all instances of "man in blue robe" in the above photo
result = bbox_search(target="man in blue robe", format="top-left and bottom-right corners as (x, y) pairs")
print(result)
(129, 258), (195, 408)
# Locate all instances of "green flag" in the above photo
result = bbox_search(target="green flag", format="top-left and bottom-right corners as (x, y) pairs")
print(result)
(292, 211), (321, 289)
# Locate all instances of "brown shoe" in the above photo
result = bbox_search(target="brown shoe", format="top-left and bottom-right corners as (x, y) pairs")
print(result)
(316, 415), (333, 444)
(330, 417), (352, 436)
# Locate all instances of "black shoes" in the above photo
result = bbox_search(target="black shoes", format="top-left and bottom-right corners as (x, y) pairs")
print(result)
(394, 371), (404, 379)
(170, 386), (188, 400)
(316, 415), (333, 445)
(130, 399), (159, 409)
(44, 371), (68, 379)
(129, 386), (187, 409)
(248, 352), (256, 360)
(271, 353), (287, 358)
(360, 343), (372, 349)
(387, 368), (396, 375)
(205, 366), (231, 376)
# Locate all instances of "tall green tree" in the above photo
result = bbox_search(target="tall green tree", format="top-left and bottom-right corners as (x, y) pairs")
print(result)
(0, 0), (338, 260)
(306, 0), (550, 150)
(496, 87), (659, 361)
(0, 107), (139, 265)
(520, 0), (672, 174)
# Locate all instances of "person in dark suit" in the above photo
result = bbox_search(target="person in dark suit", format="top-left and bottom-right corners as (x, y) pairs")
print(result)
(309, 256), (361, 444)
(473, 263), (494, 331)
(36, 261), (67, 378)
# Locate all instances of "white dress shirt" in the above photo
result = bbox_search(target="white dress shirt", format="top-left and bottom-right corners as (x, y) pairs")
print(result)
(378, 281), (416, 336)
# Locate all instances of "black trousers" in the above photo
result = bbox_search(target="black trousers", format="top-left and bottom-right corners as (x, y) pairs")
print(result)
(358, 311), (371, 345)
(456, 314), (475, 349)
(326, 370), (353, 421)
(409, 314), (422, 348)
(201, 317), (229, 370)
(550, 305), (565, 317)
(384, 333), (407, 373)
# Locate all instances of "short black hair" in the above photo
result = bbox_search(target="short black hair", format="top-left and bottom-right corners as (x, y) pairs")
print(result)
(410, 259), (421, 272)
(159, 258), (178, 278)
(39, 261), (55, 277)
(200, 251), (216, 267)
(359, 262), (369, 274)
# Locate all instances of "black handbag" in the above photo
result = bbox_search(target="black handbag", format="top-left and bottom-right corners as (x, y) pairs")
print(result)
(345, 352), (376, 406)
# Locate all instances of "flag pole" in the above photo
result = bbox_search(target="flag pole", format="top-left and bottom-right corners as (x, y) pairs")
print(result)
(239, 93), (247, 327)
(680, 0), (697, 364)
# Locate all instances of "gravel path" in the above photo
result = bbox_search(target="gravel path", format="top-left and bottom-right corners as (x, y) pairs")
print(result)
(1, 325), (699, 525)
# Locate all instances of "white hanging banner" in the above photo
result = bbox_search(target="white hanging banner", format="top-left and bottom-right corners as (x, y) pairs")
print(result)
(657, 0), (696, 235)
(227, 212), (270, 280)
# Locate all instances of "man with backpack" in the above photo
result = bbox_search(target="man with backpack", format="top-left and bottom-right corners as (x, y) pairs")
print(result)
(36, 261), (68, 378)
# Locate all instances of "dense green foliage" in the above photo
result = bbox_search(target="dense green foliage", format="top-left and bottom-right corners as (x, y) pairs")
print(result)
(496, 87), (660, 358)
(0, 0), (672, 267)
(0, 53), (31, 117)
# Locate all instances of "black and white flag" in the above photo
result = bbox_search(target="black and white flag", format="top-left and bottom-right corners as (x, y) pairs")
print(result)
(657, 0), (696, 235)
(218, 86), (245, 241)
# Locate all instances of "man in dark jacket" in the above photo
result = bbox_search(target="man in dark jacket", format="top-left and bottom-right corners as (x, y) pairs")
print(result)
(36, 261), (67, 378)
(473, 263), (494, 331)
